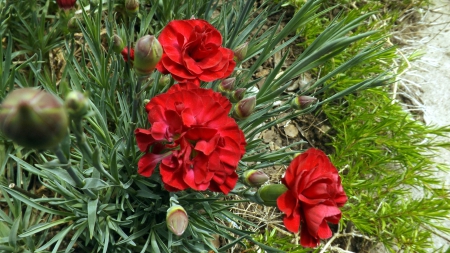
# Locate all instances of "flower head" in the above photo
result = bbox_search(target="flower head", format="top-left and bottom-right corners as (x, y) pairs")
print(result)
(56, 0), (76, 9)
(135, 83), (246, 194)
(156, 19), (236, 86)
(277, 148), (347, 248)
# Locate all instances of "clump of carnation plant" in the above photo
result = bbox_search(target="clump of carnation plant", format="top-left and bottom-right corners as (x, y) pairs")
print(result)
(0, 0), (447, 252)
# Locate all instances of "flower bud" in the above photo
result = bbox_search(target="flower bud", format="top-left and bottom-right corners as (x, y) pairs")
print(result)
(243, 170), (269, 187)
(231, 88), (246, 102)
(218, 78), (235, 94)
(232, 96), (256, 120)
(65, 91), (89, 118)
(291, 95), (317, 110)
(158, 75), (170, 87)
(0, 88), (68, 149)
(134, 35), (162, 76)
(166, 205), (188, 236)
(56, 0), (77, 10)
(256, 184), (288, 207)
(111, 35), (125, 54)
(233, 42), (248, 62)
(125, 0), (139, 16)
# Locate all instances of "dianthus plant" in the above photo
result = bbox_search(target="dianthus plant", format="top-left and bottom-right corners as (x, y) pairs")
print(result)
(0, 0), (391, 252)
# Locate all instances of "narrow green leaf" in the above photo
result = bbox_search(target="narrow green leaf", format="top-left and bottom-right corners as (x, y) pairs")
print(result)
(2, 187), (72, 216)
(81, 178), (108, 189)
(88, 198), (99, 239)
(19, 217), (73, 238)
(8, 215), (20, 248)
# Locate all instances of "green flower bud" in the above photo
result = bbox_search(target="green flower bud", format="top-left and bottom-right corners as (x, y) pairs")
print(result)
(218, 78), (235, 94)
(231, 88), (246, 102)
(256, 184), (288, 207)
(134, 35), (163, 76)
(233, 42), (248, 62)
(291, 95), (317, 110)
(243, 169), (269, 187)
(125, 0), (139, 16)
(158, 75), (170, 87)
(65, 91), (89, 118)
(166, 205), (188, 236)
(232, 96), (256, 120)
(111, 34), (125, 54)
(0, 88), (68, 149)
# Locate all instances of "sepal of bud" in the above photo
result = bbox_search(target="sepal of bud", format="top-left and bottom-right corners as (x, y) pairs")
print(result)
(218, 78), (235, 94)
(256, 184), (288, 206)
(234, 42), (248, 62)
(291, 95), (317, 110)
(65, 91), (89, 118)
(0, 88), (68, 149)
(232, 96), (256, 120)
(231, 88), (246, 102)
(134, 35), (162, 76)
(243, 170), (269, 187)
(112, 35), (125, 54)
(166, 205), (188, 236)
(67, 17), (79, 33)
(125, 0), (139, 16)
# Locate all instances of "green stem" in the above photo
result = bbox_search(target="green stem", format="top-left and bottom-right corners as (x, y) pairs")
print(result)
(54, 147), (97, 199)
(125, 75), (146, 158)
(72, 119), (93, 162)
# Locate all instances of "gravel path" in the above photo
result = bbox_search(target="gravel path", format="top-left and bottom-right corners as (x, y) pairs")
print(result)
(401, 0), (450, 251)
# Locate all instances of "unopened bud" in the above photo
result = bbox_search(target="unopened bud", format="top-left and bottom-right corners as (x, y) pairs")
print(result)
(125, 0), (139, 16)
(232, 96), (256, 120)
(56, 0), (77, 10)
(256, 184), (288, 207)
(112, 35), (125, 54)
(291, 95), (317, 110)
(231, 88), (246, 102)
(158, 75), (170, 87)
(243, 170), (269, 187)
(233, 42), (248, 62)
(0, 88), (68, 149)
(166, 205), (188, 236)
(218, 78), (235, 94)
(65, 91), (89, 118)
(134, 35), (162, 76)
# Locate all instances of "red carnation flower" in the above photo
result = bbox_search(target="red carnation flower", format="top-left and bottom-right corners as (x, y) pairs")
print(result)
(156, 19), (236, 86)
(277, 148), (348, 248)
(56, 0), (76, 9)
(121, 47), (135, 62)
(135, 83), (246, 194)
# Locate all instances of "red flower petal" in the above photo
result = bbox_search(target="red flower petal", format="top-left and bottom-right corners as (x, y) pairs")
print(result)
(138, 152), (170, 177)
(135, 128), (155, 152)
(300, 223), (320, 248)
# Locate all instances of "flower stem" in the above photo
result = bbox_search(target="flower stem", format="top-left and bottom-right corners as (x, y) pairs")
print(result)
(125, 75), (146, 158)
